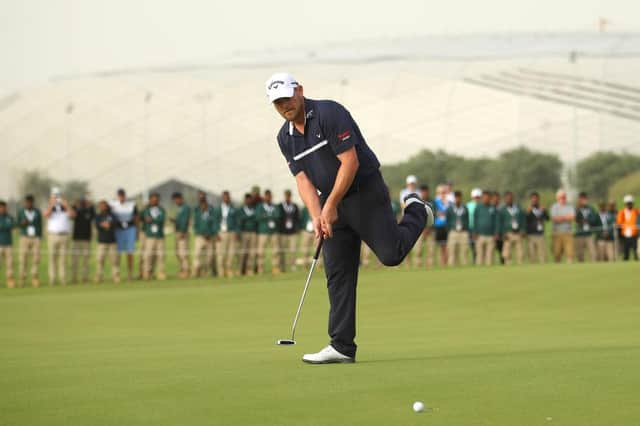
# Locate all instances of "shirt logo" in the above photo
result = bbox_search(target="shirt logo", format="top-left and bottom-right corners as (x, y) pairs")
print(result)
(337, 130), (351, 142)
(316, 133), (322, 139)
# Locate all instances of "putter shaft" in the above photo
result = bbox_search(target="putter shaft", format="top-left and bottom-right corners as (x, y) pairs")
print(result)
(288, 239), (324, 342)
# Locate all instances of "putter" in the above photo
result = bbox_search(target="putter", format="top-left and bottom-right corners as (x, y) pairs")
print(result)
(277, 238), (324, 345)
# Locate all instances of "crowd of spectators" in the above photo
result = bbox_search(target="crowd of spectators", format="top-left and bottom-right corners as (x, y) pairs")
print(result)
(0, 179), (638, 288)
(396, 175), (639, 269)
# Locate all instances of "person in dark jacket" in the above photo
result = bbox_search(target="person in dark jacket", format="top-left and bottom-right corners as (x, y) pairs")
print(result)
(445, 191), (469, 266)
(525, 191), (549, 263)
(95, 200), (119, 283)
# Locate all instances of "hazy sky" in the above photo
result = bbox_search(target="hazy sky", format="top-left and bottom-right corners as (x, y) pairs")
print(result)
(1, 0), (638, 95)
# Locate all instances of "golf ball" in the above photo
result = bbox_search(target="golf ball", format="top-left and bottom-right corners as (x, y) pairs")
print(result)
(413, 401), (425, 413)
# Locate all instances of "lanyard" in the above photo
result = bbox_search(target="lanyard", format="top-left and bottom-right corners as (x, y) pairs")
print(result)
(24, 209), (36, 222)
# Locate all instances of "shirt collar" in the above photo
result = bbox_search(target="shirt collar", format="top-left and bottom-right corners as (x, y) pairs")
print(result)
(288, 98), (315, 136)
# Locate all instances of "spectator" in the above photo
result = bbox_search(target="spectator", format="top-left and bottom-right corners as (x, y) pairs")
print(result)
(595, 201), (616, 262)
(299, 206), (315, 267)
(550, 189), (575, 263)
(574, 192), (598, 262)
(399, 175), (418, 208)
(466, 188), (482, 263)
(433, 184), (450, 266)
(17, 195), (42, 287)
(256, 190), (281, 275)
(192, 192), (216, 277)
(446, 191), (470, 266)
(616, 195), (638, 261)
(110, 189), (138, 281)
(70, 195), (95, 284)
(94, 200), (120, 283)
(278, 190), (300, 272)
(137, 200), (147, 279)
(410, 185), (433, 268)
(43, 187), (75, 285)
(237, 193), (258, 275)
(473, 190), (497, 266)
(499, 191), (526, 265)
(171, 192), (191, 278)
(490, 191), (505, 265)
(525, 191), (549, 264)
(141, 192), (166, 280)
(214, 190), (238, 278)
(0, 200), (15, 288)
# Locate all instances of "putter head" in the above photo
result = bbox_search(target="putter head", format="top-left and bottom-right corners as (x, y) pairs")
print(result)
(276, 339), (296, 345)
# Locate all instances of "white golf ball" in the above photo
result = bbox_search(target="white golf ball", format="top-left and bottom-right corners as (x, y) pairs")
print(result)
(413, 401), (425, 412)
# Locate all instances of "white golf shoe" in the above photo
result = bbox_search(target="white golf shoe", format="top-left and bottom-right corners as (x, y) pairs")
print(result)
(302, 345), (355, 364)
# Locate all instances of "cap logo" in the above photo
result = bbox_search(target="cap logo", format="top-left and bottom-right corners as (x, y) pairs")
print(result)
(268, 80), (285, 90)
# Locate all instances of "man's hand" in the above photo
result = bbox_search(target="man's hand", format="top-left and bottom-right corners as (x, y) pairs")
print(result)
(320, 203), (338, 238)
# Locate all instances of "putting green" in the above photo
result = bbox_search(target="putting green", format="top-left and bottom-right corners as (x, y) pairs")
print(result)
(1, 262), (638, 425)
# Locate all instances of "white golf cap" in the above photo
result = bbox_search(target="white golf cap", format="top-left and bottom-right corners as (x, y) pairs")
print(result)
(623, 194), (634, 203)
(406, 175), (418, 185)
(471, 188), (482, 198)
(265, 72), (299, 103)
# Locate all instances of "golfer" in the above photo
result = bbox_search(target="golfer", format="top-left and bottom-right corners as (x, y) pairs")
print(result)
(266, 73), (434, 364)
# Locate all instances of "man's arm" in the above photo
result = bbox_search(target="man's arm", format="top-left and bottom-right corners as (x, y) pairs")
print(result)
(321, 146), (359, 238)
(295, 171), (323, 239)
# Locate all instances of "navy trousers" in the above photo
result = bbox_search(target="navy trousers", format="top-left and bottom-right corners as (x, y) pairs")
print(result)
(322, 171), (426, 358)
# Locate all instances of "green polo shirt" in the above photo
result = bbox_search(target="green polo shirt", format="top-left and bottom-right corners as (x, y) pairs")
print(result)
(213, 203), (239, 233)
(498, 204), (526, 234)
(142, 205), (166, 238)
(575, 205), (598, 236)
(174, 204), (191, 233)
(193, 205), (217, 236)
(0, 214), (14, 246)
(473, 203), (497, 236)
(17, 208), (42, 238)
(446, 204), (469, 232)
(256, 203), (281, 235)
(595, 211), (616, 241)
(237, 205), (258, 233)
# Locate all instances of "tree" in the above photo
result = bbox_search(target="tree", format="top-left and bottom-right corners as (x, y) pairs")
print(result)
(18, 170), (90, 208)
(18, 170), (58, 207)
(573, 152), (640, 200)
(493, 147), (562, 201)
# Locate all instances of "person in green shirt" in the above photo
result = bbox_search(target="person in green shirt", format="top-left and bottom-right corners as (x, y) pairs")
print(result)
(141, 192), (166, 280)
(446, 191), (470, 266)
(16, 195), (42, 287)
(255, 190), (282, 275)
(498, 191), (526, 265)
(191, 191), (217, 278)
(473, 191), (498, 266)
(574, 192), (598, 262)
(0, 201), (16, 288)
(236, 193), (258, 275)
(213, 190), (240, 278)
(171, 192), (191, 278)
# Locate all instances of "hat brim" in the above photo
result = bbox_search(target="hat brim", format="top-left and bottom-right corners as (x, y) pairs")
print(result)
(268, 86), (295, 103)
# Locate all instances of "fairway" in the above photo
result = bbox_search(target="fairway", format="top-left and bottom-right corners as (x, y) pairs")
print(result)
(1, 263), (638, 426)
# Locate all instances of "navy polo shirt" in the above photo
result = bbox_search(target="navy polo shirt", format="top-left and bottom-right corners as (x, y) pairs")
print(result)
(276, 98), (380, 196)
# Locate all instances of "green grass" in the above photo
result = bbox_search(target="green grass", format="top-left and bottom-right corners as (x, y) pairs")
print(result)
(1, 263), (638, 426)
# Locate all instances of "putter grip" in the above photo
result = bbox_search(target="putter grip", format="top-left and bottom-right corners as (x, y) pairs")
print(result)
(313, 238), (324, 260)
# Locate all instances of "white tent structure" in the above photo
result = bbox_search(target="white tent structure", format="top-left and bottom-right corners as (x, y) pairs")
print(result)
(1, 33), (639, 201)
